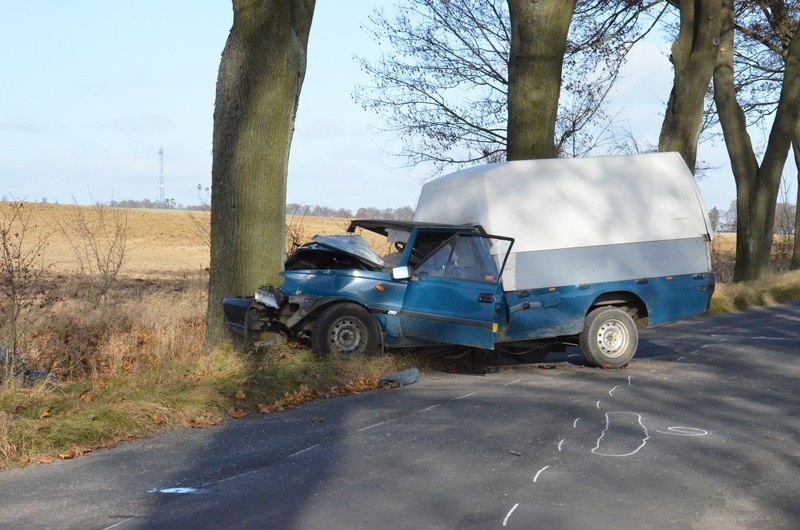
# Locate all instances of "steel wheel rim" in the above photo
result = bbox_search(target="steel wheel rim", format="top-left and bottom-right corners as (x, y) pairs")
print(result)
(595, 318), (630, 358)
(329, 317), (365, 355)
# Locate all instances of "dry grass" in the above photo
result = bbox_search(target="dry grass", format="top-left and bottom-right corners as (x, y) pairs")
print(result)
(709, 269), (800, 314)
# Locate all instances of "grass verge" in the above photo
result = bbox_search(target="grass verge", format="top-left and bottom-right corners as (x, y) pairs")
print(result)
(708, 269), (800, 314)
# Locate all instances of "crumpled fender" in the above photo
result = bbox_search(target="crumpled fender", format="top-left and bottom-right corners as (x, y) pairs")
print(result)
(222, 286), (285, 337)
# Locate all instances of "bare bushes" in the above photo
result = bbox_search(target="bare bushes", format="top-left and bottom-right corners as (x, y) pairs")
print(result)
(28, 274), (207, 380)
(285, 210), (308, 255)
(57, 201), (127, 299)
(0, 202), (55, 385)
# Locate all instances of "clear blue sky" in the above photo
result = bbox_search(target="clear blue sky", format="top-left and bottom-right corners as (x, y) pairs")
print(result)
(1, 1), (764, 212)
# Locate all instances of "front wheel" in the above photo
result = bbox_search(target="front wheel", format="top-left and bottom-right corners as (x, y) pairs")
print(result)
(579, 306), (638, 368)
(311, 303), (380, 358)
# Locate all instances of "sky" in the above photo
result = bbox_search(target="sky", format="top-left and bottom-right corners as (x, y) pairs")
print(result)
(0, 1), (787, 213)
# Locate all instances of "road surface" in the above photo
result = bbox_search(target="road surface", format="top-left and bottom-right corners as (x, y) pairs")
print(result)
(1, 302), (799, 529)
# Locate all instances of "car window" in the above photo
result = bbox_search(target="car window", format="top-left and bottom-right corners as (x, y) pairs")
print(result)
(414, 234), (497, 283)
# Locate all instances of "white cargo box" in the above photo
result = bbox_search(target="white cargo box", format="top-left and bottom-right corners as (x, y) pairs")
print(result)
(413, 152), (713, 291)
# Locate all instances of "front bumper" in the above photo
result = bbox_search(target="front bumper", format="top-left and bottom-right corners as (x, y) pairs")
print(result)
(222, 286), (285, 337)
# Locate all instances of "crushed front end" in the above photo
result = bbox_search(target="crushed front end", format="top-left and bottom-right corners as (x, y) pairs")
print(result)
(222, 285), (287, 338)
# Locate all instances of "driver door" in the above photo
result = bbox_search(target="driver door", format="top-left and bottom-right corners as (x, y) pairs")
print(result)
(399, 232), (513, 349)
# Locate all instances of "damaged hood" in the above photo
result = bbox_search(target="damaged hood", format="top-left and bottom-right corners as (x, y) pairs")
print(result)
(311, 234), (385, 268)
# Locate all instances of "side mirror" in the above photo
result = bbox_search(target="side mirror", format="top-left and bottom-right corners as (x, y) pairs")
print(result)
(391, 265), (412, 281)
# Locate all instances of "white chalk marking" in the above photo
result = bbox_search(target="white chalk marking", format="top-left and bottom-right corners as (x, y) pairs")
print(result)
(453, 392), (476, 400)
(504, 379), (521, 387)
(596, 400), (601, 409)
(418, 404), (441, 413)
(567, 354), (581, 359)
(357, 419), (396, 432)
(102, 516), (141, 530)
(533, 465), (549, 483)
(752, 336), (792, 341)
(212, 468), (261, 485)
(573, 418), (581, 428)
(558, 439), (565, 451)
(503, 503), (519, 526)
(592, 412), (650, 457)
(608, 385), (620, 396)
(149, 487), (205, 495)
(676, 355), (686, 362)
(288, 443), (320, 458)
(627, 376), (632, 385)
(656, 426), (708, 436)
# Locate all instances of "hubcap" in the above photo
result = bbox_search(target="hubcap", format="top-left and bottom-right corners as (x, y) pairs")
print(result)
(595, 319), (630, 358)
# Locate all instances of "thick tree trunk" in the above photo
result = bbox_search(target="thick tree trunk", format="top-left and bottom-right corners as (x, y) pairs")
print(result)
(791, 133), (800, 270)
(506, 0), (575, 160)
(713, 0), (800, 281)
(205, 0), (315, 348)
(658, 0), (723, 173)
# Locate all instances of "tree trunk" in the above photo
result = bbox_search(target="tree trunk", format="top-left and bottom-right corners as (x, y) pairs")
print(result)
(713, 0), (800, 281)
(506, 0), (575, 160)
(205, 0), (315, 348)
(791, 133), (800, 270)
(658, 0), (723, 173)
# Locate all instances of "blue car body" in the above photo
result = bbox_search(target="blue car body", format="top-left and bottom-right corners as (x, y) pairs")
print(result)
(222, 219), (714, 363)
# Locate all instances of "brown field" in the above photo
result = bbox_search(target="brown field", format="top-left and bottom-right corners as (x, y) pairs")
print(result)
(1, 202), (360, 276)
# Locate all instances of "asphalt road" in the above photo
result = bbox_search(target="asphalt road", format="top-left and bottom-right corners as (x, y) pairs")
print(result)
(2, 302), (799, 529)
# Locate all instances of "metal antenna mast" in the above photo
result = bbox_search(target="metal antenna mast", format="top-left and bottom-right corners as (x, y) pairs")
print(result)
(158, 147), (165, 205)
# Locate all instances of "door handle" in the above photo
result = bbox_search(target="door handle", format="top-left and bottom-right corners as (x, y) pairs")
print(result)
(477, 292), (494, 303)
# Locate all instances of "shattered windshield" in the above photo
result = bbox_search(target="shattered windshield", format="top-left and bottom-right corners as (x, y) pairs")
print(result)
(311, 235), (386, 268)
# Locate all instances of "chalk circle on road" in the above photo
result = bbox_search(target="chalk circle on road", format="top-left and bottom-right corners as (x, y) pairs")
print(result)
(655, 427), (708, 436)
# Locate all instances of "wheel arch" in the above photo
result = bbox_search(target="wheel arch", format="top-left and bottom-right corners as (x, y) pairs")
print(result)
(587, 291), (649, 329)
(294, 297), (385, 349)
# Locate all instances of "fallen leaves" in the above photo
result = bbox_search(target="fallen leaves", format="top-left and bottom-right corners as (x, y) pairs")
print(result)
(227, 407), (247, 418)
(181, 414), (223, 428)
(257, 384), (318, 414)
(184, 370), (207, 382)
(38, 408), (50, 419)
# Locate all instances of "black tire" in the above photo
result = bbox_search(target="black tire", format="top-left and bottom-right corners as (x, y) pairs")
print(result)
(579, 306), (638, 368)
(311, 303), (380, 358)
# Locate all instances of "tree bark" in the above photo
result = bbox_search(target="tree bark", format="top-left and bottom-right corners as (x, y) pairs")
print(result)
(713, 0), (800, 281)
(658, 0), (723, 173)
(506, 0), (576, 160)
(791, 132), (800, 270)
(205, 0), (315, 348)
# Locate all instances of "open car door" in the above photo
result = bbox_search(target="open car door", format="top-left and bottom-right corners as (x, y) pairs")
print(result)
(399, 231), (513, 349)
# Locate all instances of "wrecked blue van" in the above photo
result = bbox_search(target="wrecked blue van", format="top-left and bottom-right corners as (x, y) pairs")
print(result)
(223, 153), (715, 367)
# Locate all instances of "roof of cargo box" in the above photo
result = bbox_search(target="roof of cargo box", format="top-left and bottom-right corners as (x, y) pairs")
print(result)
(413, 152), (711, 253)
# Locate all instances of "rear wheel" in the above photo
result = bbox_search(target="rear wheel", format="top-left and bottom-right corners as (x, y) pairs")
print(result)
(311, 304), (380, 358)
(579, 306), (637, 368)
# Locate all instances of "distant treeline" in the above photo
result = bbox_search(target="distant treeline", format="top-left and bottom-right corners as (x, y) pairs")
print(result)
(105, 198), (208, 210)
(287, 204), (414, 220)
(101, 198), (413, 219)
